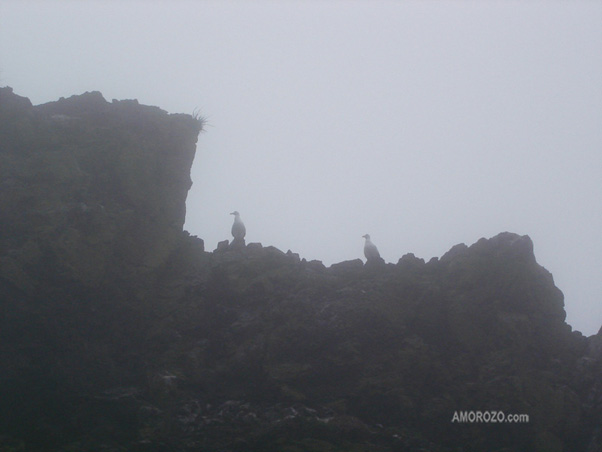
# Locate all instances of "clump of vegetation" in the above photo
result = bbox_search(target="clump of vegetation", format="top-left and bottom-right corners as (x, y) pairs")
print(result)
(192, 107), (208, 130)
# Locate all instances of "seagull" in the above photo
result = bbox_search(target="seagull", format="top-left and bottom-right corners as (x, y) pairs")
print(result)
(362, 234), (381, 261)
(230, 211), (246, 241)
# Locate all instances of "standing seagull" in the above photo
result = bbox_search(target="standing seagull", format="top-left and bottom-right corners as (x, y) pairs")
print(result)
(362, 234), (381, 262)
(230, 211), (246, 246)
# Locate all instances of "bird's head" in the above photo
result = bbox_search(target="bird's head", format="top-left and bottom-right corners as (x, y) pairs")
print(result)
(230, 211), (240, 216)
(362, 234), (370, 240)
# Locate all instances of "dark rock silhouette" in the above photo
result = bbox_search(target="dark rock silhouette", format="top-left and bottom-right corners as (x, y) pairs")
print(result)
(214, 239), (230, 253)
(1, 87), (601, 452)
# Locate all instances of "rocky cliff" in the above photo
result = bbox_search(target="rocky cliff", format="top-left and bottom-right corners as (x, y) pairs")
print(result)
(0, 88), (600, 452)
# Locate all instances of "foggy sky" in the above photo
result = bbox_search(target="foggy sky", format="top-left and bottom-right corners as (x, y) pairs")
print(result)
(1, 1), (600, 335)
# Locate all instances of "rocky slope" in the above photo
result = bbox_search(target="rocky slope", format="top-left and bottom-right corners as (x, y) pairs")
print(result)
(0, 87), (600, 452)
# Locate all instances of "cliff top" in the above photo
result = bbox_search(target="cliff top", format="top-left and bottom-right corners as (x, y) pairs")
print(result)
(0, 88), (599, 452)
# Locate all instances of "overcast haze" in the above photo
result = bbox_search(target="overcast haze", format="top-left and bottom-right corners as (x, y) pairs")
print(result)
(1, 1), (601, 335)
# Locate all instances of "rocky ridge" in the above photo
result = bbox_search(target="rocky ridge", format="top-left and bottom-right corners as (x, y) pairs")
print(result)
(0, 88), (600, 451)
